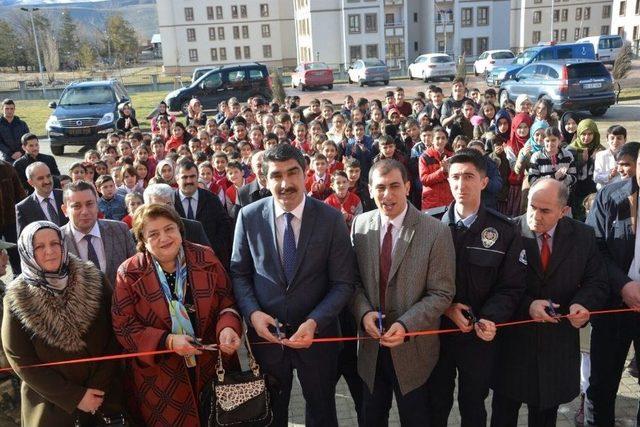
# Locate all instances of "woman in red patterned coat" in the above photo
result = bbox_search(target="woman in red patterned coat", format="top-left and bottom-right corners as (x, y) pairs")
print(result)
(112, 203), (242, 426)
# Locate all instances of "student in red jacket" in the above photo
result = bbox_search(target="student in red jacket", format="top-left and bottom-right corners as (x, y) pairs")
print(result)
(419, 126), (454, 211)
(324, 170), (362, 228)
(305, 153), (333, 200)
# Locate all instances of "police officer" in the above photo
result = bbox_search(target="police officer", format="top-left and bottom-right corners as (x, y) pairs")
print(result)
(426, 148), (526, 427)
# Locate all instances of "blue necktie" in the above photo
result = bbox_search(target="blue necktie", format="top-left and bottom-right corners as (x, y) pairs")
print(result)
(83, 234), (100, 269)
(186, 196), (195, 220)
(282, 212), (297, 284)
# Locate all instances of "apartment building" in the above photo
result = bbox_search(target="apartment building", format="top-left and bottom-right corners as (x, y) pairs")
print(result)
(510, 0), (614, 51)
(611, 0), (640, 49)
(293, 0), (386, 67)
(157, 0), (296, 74)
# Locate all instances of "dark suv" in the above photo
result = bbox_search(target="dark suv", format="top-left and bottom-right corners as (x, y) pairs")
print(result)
(165, 63), (272, 114)
(46, 80), (131, 155)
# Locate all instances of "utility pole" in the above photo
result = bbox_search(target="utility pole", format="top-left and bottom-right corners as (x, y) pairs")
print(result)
(21, 7), (46, 96)
(550, 0), (555, 43)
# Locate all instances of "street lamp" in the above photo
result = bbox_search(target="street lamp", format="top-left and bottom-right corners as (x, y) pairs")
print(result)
(20, 7), (46, 96)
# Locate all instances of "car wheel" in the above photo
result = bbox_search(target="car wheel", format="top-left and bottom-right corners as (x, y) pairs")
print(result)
(359, 79), (365, 87)
(589, 106), (608, 117)
(409, 68), (414, 80)
(328, 84), (333, 90)
(383, 80), (389, 85)
(347, 76), (353, 84)
(423, 72), (429, 83)
(51, 144), (64, 156)
(449, 75), (455, 82)
(499, 90), (509, 107)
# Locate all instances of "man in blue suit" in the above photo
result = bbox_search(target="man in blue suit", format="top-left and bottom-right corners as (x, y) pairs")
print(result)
(231, 143), (356, 427)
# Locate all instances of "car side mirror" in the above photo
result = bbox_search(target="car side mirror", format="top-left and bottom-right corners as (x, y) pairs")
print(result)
(48, 101), (57, 109)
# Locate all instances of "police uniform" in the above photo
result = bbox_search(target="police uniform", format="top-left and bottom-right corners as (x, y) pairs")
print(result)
(426, 203), (527, 427)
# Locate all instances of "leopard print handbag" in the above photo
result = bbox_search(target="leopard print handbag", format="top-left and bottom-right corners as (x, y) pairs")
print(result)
(210, 330), (273, 427)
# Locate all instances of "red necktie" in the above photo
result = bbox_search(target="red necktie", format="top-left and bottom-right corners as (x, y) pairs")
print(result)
(540, 233), (551, 271)
(379, 223), (393, 312)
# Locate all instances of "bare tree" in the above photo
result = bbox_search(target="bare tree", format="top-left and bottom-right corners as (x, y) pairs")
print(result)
(42, 32), (60, 82)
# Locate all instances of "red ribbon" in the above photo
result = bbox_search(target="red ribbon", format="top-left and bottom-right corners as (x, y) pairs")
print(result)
(0, 307), (636, 374)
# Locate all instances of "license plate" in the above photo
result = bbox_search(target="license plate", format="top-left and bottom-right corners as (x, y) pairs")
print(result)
(583, 83), (602, 89)
(67, 128), (92, 136)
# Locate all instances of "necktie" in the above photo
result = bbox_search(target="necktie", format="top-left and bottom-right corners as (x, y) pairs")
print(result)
(282, 213), (297, 284)
(379, 223), (393, 312)
(84, 234), (101, 269)
(43, 197), (59, 226)
(186, 196), (195, 220)
(455, 220), (468, 231)
(540, 233), (551, 271)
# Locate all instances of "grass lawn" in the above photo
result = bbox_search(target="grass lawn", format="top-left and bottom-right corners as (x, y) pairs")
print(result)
(17, 90), (169, 136)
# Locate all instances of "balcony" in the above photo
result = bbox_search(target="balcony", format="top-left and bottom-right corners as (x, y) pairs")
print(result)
(434, 21), (454, 34)
(384, 20), (404, 28)
(384, 0), (403, 5)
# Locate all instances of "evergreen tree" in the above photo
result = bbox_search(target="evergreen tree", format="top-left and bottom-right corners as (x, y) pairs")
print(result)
(58, 10), (79, 70)
(104, 14), (139, 67)
(0, 20), (19, 70)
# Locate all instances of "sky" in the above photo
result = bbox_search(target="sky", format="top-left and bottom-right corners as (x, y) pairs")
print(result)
(0, 0), (109, 5)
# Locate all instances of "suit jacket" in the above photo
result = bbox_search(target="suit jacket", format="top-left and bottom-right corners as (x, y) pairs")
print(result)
(351, 204), (456, 395)
(230, 196), (356, 363)
(493, 216), (608, 408)
(62, 219), (136, 288)
(174, 188), (233, 267)
(13, 153), (61, 192)
(236, 180), (270, 207)
(15, 189), (68, 236)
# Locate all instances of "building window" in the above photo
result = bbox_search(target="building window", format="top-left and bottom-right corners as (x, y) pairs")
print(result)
(262, 24), (271, 37)
(602, 5), (611, 18)
(533, 11), (542, 24)
(186, 28), (196, 42)
(231, 5), (238, 19)
(620, 1), (627, 16)
(348, 15), (361, 33)
(385, 13), (394, 25)
(414, 41), (419, 51)
(584, 7), (591, 19)
(477, 37), (488, 54)
(218, 27), (225, 40)
(575, 8), (582, 20)
(349, 45), (362, 62)
(240, 5), (247, 18)
(477, 7), (489, 26)
(618, 27), (625, 37)
(188, 49), (198, 62)
(263, 45), (272, 58)
(574, 28), (581, 40)
(365, 14), (377, 33)
(242, 25), (249, 38)
(244, 46), (251, 59)
(553, 29), (559, 41)
(414, 12), (418, 22)
(583, 27), (589, 37)
(366, 44), (379, 58)
(233, 26), (240, 39)
(461, 38), (473, 55)
(209, 27), (216, 40)
(461, 8), (473, 27)
(220, 47), (227, 60)
(235, 46), (242, 59)
(532, 31), (541, 44)
(260, 4), (270, 17)
(207, 6), (214, 20)
(216, 6), (223, 19)
(636, 0), (640, 14)
(437, 40), (445, 52)
(184, 7), (194, 21)
(210, 48), (218, 61)
(534, 0), (542, 3)
(561, 9), (568, 21)
(553, 9), (559, 22)
(634, 25), (640, 40)
(601, 25), (610, 35)
(560, 29), (567, 41)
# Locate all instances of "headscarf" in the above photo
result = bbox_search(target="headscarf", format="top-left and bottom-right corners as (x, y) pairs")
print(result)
(570, 119), (603, 155)
(155, 159), (175, 182)
(508, 113), (533, 156)
(494, 109), (512, 142)
(527, 120), (550, 154)
(18, 221), (69, 293)
(515, 94), (532, 113)
(560, 111), (583, 143)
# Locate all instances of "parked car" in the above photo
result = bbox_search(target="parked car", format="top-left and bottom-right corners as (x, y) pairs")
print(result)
(192, 66), (218, 82)
(473, 50), (515, 76)
(165, 63), (272, 114)
(487, 42), (596, 86)
(498, 60), (615, 116)
(408, 53), (456, 82)
(291, 62), (334, 91)
(577, 35), (624, 64)
(46, 80), (130, 155)
(347, 58), (390, 86)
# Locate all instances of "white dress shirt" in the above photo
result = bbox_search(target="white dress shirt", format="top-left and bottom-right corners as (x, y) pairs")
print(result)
(274, 197), (306, 262)
(593, 149), (620, 190)
(35, 192), (58, 223)
(71, 221), (106, 271)
(535, 224), (557, 253)
(379, 204), (408, 254)
(179, 190), (199, 217)
(454, 207), (478, 229)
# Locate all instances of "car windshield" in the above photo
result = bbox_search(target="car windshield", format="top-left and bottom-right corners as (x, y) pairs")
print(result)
(59, 86), (116, 106)
(514, 48), (539, 65)
(567, 63), (610, 79)
(430, 55), (452, 63)
(363, 59), (385, 67)
(305, 62), (329, 70)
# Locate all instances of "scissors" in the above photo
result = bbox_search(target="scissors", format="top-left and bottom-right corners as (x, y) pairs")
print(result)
(274, 318), (285, 350)
(544, 299), (561, 319)
(192, 337), (218, 351)
(461, 308), (486, 331)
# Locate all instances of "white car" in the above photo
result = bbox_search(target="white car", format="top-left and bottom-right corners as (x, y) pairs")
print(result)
(408, 54), (456, 82)
(473, 50), (516, 76)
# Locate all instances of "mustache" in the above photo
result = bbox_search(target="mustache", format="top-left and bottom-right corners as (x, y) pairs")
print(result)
(277, 187), (298, 194)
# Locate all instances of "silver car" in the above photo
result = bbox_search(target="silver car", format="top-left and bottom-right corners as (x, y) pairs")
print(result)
(498, 60), (615, 117)
(347, 59), (390, 86)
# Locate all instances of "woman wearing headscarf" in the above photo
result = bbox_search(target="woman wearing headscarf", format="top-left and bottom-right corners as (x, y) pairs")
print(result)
(514, 120), (549, 213)
(504, 112), (533, 217)
(149, 159), (178, 188)
(560, 111), (583, 146)
(515, 94), (533, 115)
(185, 98), (208, 127)
(151, 101), (176, 133)
(568, 119), (604, 221)
(112, 204), (242, 426)
(494, 109), (512, 144)
(2, 221), (124, 427)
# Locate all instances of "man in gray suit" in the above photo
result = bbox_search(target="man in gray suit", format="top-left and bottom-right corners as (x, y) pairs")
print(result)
(61, 180), (136, 287)
(351, 159), (456, 425)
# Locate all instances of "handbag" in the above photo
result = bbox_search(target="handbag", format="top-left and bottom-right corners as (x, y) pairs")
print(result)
(209, 330), (273, 427)
(74, 411), (128, 427)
